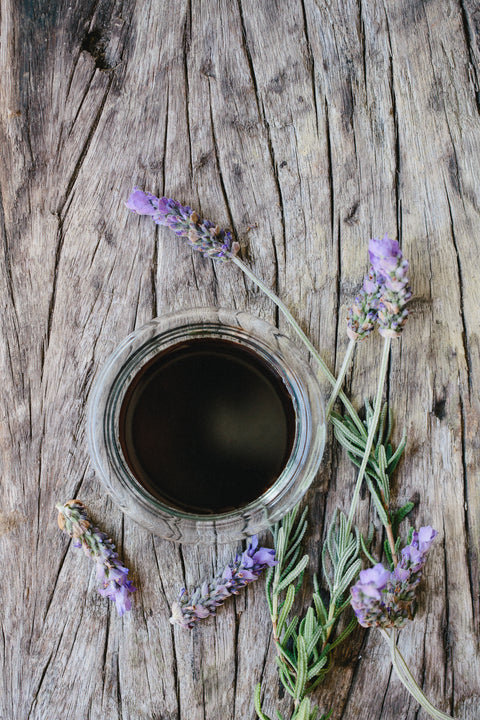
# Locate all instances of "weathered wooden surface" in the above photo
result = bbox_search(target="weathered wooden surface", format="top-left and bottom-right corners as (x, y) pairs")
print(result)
(0, 0), (479, 718)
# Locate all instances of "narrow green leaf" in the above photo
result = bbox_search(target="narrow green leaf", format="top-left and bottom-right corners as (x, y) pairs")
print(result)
(321, 544), (333, 594)
(277, 584), (295, 635)
(280, 547), (304, 585)
(365, 475), (389, 526)
(281, 616), (299, 647)
(294, 697), (311, 720)
(284, 520), (308, 564)
(276, 641), (296, 667)
(254, 684), (272, 720)
(312, 592), (328, 625)
(294, 636), (308, 701)
(334, 430), (368, 459)
(375, 402), (388, 445)
(384, 539), (393, 568)
(278, 665), (296, 698)
(327, 617), (357, 651)
(386, 428), (407, 473)
(275, 527), (287, 569)
(331, 417), (367, 450)
(393, 501), (414, 529)
(335, 558), (362, 598)
(320, 711), (333, 720)
(306, 655), (328, 681)
(289, 505), (308, 544)
(360, 534), (378, 565)
(304, 620), (326, 658)
(302, 607), (315, 646)
(265, 566), (275, 614)
(277, 554), (309, 594)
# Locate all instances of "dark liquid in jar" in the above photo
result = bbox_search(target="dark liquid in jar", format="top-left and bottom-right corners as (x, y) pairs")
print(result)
(119, 338), (296, 514)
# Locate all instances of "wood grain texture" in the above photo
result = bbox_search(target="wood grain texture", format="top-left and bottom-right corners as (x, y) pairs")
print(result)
(0, 0), (479, 718)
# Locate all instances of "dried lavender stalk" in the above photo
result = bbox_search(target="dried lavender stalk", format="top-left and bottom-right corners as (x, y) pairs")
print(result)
(170, 536), (276, 629)
(56, 499), (136, 616)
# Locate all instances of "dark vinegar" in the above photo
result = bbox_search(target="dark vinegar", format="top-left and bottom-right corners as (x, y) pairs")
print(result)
(119, 337), (296, 514)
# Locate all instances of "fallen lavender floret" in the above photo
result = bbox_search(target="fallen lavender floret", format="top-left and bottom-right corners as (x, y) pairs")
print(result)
(369, 235), (411, 338)
(170, 535), (277, 629)
(126, 188), (239, 261)
(350, 526), (437, 628)
(56, 500), (136, 617)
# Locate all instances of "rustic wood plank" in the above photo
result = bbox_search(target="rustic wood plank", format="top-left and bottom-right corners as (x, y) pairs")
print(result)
(0, 0), (479, 718)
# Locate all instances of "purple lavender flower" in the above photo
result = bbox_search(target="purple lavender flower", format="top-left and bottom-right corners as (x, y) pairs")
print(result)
(57, 500), (136, 617)
(348, 235), (412, 341)
(369, 235), (411, 338)
(170, 535), (277, 629)
(126, 188), (239, 261)
(350, 526), (436, 629)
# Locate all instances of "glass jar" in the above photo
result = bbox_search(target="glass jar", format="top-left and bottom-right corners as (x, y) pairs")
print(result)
(87, 308), (325, 543)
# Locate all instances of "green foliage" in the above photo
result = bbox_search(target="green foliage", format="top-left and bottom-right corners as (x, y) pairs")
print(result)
(256, 401), (413, 720)
(255, 506), (356, 720)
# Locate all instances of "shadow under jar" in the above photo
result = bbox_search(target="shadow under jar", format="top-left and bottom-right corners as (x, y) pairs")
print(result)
(87, 308), (325, 543)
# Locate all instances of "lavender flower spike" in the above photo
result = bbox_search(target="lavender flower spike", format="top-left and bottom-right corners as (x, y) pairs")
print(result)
(170, 535), (277, 629)
(126, 188), (240, 261)
(56, 500), (136, 617)
(350, 526), (437, 629)
(369, 234), (411, 338)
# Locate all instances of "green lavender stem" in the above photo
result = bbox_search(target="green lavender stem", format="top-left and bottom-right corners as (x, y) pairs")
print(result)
(380, 629), (456, 720)
(345, 337), (391, 536)
(325, 338), (356, 419)
(229, 254), (366, 437)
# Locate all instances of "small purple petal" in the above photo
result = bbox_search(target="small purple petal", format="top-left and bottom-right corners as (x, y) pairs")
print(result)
(248, 535), (259, 554)
(237, 569), (256, 582)
(222, 566), (233, 581)
(125, 188), (160, 215)
(415, 526), (437, 553)
(251, 547), (278, 567)
(359, 563), (390, 589)
(192, 605), (210, 619)
(369, 235), (402, 275)
(393, 567), (410, 583)
(114, 584), (133, 617)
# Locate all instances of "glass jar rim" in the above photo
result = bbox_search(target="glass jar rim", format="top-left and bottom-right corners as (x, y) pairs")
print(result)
(87, 307), (326, 543)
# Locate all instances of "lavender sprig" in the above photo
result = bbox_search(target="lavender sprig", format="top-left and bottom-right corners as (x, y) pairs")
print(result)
(56, 500), (136, 616)
(170, 536), (277, 629)
(328, 237), (410, 418)
(126, 188), (239, 261)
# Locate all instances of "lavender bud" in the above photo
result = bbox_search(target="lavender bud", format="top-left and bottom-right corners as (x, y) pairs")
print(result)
(126, 188), (239, 262)
(56, 500), (136, 617)
(170, 535), (277, 629)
